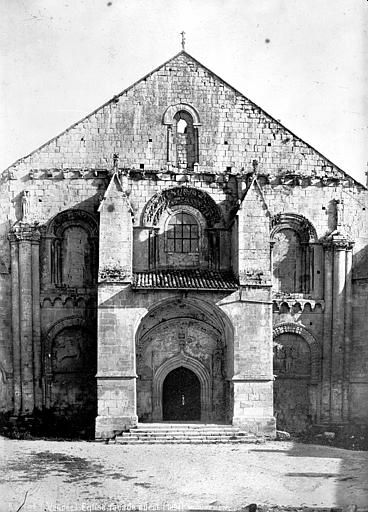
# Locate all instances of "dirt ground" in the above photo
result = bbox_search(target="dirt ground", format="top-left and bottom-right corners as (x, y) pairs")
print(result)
(1, 437), (367, 512)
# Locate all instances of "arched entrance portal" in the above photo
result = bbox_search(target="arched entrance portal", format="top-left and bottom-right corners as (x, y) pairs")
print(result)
(136, 297), (234, 424)
(163, 367), (201, 421)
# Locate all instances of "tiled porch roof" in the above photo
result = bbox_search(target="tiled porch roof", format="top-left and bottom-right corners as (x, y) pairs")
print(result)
(132, 269), (238, 291)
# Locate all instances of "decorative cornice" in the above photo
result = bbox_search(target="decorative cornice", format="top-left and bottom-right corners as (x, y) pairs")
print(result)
(272, 298), (325, 313)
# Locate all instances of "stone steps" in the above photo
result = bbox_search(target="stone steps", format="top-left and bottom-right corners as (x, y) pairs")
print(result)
(115, 423), (261, 445)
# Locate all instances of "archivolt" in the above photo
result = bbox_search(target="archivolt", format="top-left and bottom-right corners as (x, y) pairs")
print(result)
(162, 103), (201, 126)
(273, 322), (321, 383)
(141, 186), (222, 227)
(152, 352), (211, 422)
(270, 213), (318, 243)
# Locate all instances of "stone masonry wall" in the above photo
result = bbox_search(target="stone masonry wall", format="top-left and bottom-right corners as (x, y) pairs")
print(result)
(0, 50), (367, 430)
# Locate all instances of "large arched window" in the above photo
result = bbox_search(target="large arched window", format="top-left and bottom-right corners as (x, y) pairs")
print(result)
(166, 212), (199, 253)
(142, 186), (222, 270)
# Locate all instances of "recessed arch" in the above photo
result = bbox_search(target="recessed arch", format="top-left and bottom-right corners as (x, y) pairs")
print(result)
(270, 213), (318, 243)
(46, 208), (98, 237)
(271, 213), (318, 294)
(44, 315), (93, 377)
(45, 209), (98, 287)
(135, 296), (233, 423)
(152, 353), (211, 422)
(43, 315), (97, 416)
(135, 295), (233, 347)
(273, 322), (321, 383)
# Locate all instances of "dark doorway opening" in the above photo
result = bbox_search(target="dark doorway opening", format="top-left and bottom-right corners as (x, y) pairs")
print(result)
(163, 367), (201, 421)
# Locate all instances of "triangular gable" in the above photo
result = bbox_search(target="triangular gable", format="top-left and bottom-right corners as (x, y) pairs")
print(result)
(3, 50), (364, 189)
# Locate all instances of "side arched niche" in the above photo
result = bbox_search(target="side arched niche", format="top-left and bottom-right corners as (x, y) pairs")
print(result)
(272, 322), (321, 432)
(44, 209), (98, 288)
(271, 213), (322, 297)
(43, 316), (97, 420)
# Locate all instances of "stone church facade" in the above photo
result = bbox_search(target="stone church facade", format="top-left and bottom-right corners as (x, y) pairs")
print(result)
(0, 51), (367, 439)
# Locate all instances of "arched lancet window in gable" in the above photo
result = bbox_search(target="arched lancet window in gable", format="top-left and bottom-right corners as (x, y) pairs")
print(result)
(271, 213), (318, 295)
(173, 111), (196, 169)
(163, 104), (201, 170)
(47, 210), (98, 287)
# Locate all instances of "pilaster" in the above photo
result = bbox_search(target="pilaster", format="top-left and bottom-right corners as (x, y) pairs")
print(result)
(8, 223), (41, 415)
(322, 232), (354, 425)
(321, 244), (333, 422)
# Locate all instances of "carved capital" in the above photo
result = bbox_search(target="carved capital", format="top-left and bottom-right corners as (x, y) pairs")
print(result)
(239, 269), (271, 286)
(98, 265), (132, 283)
(8, 224), (41, 244)
(322, 232), (354, 251)
(332, 239), (354, 250)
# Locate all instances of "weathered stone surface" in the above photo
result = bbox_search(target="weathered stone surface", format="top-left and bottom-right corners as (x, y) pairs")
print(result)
(0, 50), (367, 439)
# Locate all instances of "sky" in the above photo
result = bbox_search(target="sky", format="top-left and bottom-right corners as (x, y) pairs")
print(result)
(0, 0), (367, 184)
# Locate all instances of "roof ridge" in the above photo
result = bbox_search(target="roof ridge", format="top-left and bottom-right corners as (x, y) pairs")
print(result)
(3, 49), (365, 189)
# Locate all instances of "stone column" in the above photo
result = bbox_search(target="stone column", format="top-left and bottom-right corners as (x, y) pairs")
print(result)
(19, 236), (34, 413)
(166, 125), (172, 164)
(8, 224), (41, 415)
(312, 243), (324, 299)
(330, 239), (346, 423)
(9, 239), (21, 414)
(321, 244), (333, 422)
(32, 236), (42, 409)
(342, 244), (353, 421)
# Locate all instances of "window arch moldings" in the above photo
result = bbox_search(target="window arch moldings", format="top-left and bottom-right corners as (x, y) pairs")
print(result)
(163, 103), (201, 127)
(270, 213), (318, 243)
(273, 322), (321, 383)
(47, 209), (98, 238)
(142, 187), (222, 228)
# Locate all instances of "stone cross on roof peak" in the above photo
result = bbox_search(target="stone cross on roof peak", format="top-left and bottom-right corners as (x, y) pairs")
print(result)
(180, 31), (186, 51)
